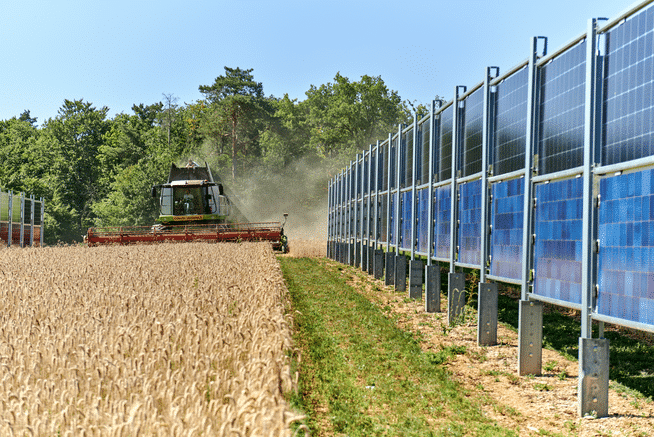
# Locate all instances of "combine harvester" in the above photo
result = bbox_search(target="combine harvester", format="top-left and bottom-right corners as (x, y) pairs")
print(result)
(86, 161), (288, 251)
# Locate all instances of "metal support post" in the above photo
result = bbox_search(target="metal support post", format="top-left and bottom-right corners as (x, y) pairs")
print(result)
(409, 258), (423, 300)
(395, 126), (403, 257)
(40, 199), (44, 247)
(385, 133), (393, 257)
(518, 36), (545, 375)
(518, 300), (543, 375)
(578, 18), (609, 418)
(578, 338), (609, 417)
(7, 191), (12, 247)
(477, 283), (498, 345)
(448, 86), (466, 322)
(20, 193), (25, 248)
(410, 113), (418, 261)
(478, 66), (500, 345)
(385, 252), (395, 286)
(30, 195), (35, 247)
(366, 144), (374, 273)
(425, 100), (440, 313)
(374, 249), (384, 280)
(425, 263), (441, 312)
(395, 253), (407, 292)
(447, 272), (466, 325)
(373, 140), (380, 257)
(354, 155), (360, 268)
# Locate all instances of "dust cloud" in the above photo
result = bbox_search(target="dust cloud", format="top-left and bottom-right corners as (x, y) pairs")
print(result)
(187, 155), (336, 256)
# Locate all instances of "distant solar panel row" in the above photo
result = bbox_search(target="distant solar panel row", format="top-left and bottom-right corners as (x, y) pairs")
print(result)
(328, 1), (654, 331)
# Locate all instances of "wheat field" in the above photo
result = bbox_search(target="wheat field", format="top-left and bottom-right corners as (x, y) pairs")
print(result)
(0, 242), (304, 436)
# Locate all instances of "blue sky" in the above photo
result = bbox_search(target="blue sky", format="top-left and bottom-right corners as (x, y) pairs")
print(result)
(1, 0), (638, 124)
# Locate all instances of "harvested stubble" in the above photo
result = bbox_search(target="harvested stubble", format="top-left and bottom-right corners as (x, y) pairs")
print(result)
(0, 242), (304, 436)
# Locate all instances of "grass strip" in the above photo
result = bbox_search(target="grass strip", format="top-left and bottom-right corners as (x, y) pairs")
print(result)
(280, 257), (517, 437)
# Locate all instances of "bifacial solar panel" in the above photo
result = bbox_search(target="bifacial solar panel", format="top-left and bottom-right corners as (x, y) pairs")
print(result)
(416, 188), (429, 253)
(603, 5), (654, 165)
(462, 88), (485, 177)
(389, 193), (396, 245)
(493, 67), (529, 175)
(598, 169), (654, 325)
(404, 128), (414, 186)
(538, 40), (586, 174)
(490, 177), (525, 280)
(420, 120), (431, 183)
(458, 179), (482, 266)
(533, 177), (584, 304)
(434, 185), (451, 259)
(401, 191), (412, 250)
(439, 106), (454, 181)
(379, 193), (388, 243)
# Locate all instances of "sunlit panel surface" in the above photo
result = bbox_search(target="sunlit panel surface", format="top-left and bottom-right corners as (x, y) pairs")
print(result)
(533, 177), (583, 305)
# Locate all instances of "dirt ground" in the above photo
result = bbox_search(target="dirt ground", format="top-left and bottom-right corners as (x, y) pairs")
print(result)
(284, 241), (654, 436)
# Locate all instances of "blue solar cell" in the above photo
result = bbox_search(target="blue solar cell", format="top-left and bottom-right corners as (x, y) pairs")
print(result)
(533, 177), (584, 304)
(434, 185), (451, 259)
(458, 180), (482, 266)
(598, 169), (654, 325)
(490, 178), (525, 280)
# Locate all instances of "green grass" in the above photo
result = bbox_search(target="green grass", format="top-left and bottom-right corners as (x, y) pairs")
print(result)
(280, 257), (517, 437)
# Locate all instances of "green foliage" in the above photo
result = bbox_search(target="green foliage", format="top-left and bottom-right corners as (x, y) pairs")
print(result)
(303, 72), (405, 158)
(0, 68), (409, 243)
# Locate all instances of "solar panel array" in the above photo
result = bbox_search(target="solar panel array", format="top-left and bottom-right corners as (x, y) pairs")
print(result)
(327, 1), (654, 333)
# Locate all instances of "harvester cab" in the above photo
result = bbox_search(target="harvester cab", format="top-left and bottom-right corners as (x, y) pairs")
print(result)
(151, 161), (230, 226)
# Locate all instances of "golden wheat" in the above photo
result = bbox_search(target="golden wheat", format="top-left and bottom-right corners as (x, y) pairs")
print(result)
(0, 242), (304, 436)
(285, 239), (325, 258)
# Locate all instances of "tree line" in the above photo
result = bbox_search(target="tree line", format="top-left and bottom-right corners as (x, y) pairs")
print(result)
(0, 67), (422, 244)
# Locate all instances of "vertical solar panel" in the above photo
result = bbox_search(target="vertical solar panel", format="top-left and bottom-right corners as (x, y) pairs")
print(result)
(434, 185), (451, 259)
(462, 88), (484, 177)
(538, 40), (587, 174)
(415, 125), (423, 184)
(439, 106), (454, 181)
(363, 155), (369, 195)
(389, 139), (397, 189)
(416, 188), (429, 253)
(458, 179), (482, 266)
(490, 177), (525, 280)
(603, 5), (654, 165)
(382, 141), (389, 190)
(379, 193), (388, 243)
(598, 169), (654, 325)
(420, 120), (431, 183)
(533, 177), (584, 304)
(401, 191), (411, 250)
(493, 66), (529, 175)
(389, 192), (396, 245)
(432, 115), (441, 181)
(403, 128), (413, 187)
